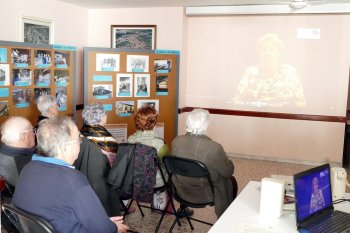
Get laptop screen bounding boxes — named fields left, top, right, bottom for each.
left=294, top=164, right=333, bottom=224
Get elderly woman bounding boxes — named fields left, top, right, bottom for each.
left=128, top=106, right=173, bottom=211
left=74, top=103, right=120, bottom=216
left=35, top=95, right=58, bottom=126
left=80, top=103, right=118, bottom=165
left=171, top=108, right=238, bottom=218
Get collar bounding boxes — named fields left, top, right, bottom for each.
left=185, top=132, right=211, bottom=140
left=32, top=154, right=75, bottom=169
left=0, top=144, right=35, bottom=157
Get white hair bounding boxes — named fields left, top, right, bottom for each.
left=1, top=116, right=31, bottom=145
left=36, top=95, right=56, bottom=116
left=186, top=109, right=210, bottom=135
left=36, top=117, right=76, bottom=158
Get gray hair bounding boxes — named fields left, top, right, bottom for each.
left=82, top=103, right=106, bottom=125
left=37, top=117, right=75, bottom=158
left=1, top=116, right=32, bottom=145
left=37, top=95, right=56, bottom=116
left=186, top=109, right=210, bottom=135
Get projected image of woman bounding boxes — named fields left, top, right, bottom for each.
left=310, top=177, right=325, bottom=213
left=233, top=33, right=306, bottom=108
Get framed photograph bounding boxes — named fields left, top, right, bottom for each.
left=111, top=25, right=156, bottom=50
left=116, top=73, right=133, bottom=97
left=134, top=74, right=150, bottom=97
left=19, top=16, right=54, bottom=45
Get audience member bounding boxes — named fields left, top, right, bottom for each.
left=80, top=103, right=118, bottom=165
left=12, top=117, right=129, bottom=233
left=35, top=95, right=58, bottom=126
left=171, top=108, right=238, bottom=218
left=0, top=116, right=36, bottom=233
left=75, top=103, right=120, bottom=216
left=128, top=106, right=176, bottom=212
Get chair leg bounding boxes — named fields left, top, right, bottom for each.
left=181, top=205, right=194, bottom=230
left=136, top=201, right=144, bottom=217
left=169, top=199, right=181, bottom=227
left=154, top=199, right=170, bottom=233
left=169, top=208, right=180, bottom=232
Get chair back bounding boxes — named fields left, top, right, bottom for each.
left=162, top=155, right=215, bottom=204
left=2, top=203, right=55, bottom=233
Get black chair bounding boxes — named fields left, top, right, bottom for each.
left=163, top=155, right=215, bottom=231
left=122, top=155, right=181, bottom=232
left=2, top=203, right=55, bottom=233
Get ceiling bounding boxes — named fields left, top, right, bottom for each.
left=57, top=0, right=350, bottom=9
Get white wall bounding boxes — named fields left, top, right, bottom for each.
left=0, top=0, right=88, bottom=104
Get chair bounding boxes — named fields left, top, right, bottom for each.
left=2, top=203, right=55, bottom=233
left=121, top=154, right=181, bottom=233
left=163, top=155, right=215, bottom=231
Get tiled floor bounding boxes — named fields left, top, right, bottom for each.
left=1, top=157, right=349, bottom=233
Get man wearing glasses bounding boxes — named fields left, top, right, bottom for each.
left=0, top=116, right=36, bottom=232
left=12, top=117, right=129, bottom=233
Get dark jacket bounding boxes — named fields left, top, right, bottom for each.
left=74, top=138, right=120, bottom=216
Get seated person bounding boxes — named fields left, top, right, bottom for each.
left=171, top=109, right=238, bottom=218
left=35, top=95, right=58, bottom=127
left=0, top=116, right=36, bottom=232
left=80, top=103, right=118, bottom=165
left=75, top=103, right=120, bottom=216
left=12, top=118, right=129, bottom=233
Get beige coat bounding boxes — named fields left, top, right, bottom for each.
left=171, top=133, right=235, bottom=218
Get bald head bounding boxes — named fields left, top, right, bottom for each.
left=1, top=116, right=35, bottom=148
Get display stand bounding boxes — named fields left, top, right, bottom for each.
left=0, top=41, right=76, bottom=125
left=84, top=47, right=179, bottom=146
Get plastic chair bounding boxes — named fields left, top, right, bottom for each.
left=163, top=155, right=215, bottom=231
left=2, top=203, right=55, bottom=233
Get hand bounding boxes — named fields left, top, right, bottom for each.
left=110, top=216, right=129, bottom=233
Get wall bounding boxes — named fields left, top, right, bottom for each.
left=0, top=0, right=88, bottom=104
left=184, top=14, right=349, bottom=164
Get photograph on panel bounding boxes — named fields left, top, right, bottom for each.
left=115, top=101, right=134, bottom=117
left=156, top=75, right=168, bottom=96
left=54, top=51, right=70, bottom=68
left=54, top=70, right=69, bottom=86
left=126, top=55, right=149, bottom=72
left=11, top=48, right=30, bottom=68
left=12, top=88, right=32, bottom=108
left=34, top=88, right=51, bottom=102
left=12, top=69, right=32, bottom=86
left=0, top=48, right=7, bottom=63
left=116, top=73, right=133, bottom=97
left=56, top=87, right=67, bottom=110
left=34, top=69, right=51, bottom=86
left=34, top=50, right=52, bottom=68
left=0, top=64, right=10, bottom=86
left=92, top=84, right=113, bottom=100
left=134, top=73, right=150, bottom=97
left=154, top=59, right=172, bottom=73
left=137, top=99, right=159, bottom=112
left=96, top=53, right=120, bottom=72
left=0, top=101, right=9, bottom=116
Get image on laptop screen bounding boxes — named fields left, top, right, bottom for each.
left=294, top=164, right=333, bottom=223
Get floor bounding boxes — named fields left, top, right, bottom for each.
left=1, top=157, right=349, bottom=233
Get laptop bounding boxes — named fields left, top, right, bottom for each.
left=294, top=163, right=350, bottom=233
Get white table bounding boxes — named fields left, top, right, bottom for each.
left=209, top=181, right=350, bottom=233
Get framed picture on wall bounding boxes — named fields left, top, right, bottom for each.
left=19, top=16, right=54, bottom=45
left=111, top=25, right=156, bottom=50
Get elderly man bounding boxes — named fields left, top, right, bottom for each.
left=36, top=95, right=58, bottom=125
left=12, top=118, right=129, bottom=233
left=0, top=116, right=36, bottom=232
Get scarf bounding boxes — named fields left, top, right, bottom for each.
left=80, top=124, right=118, bottom=153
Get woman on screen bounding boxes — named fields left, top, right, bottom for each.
left=233, top=33, right=306, bottom=108
left=310, top=177, right=325, bottom=213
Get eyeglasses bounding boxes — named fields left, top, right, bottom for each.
left=65, top=134, right=83, bottom=145
left=22, top=128, right=37, bottom=134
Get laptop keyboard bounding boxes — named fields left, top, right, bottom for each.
left=307, top=211, right=350, bottom=233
